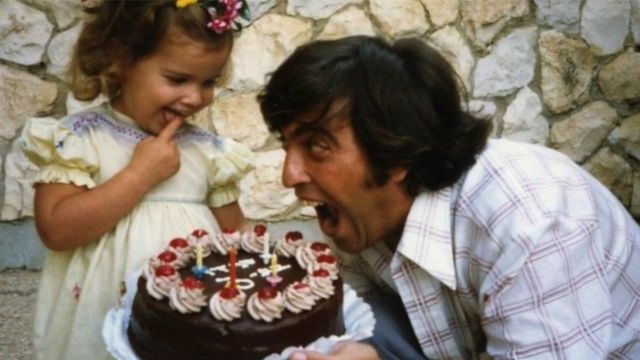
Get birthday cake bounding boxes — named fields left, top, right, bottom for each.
left=127, top=225, right=345, bottom=360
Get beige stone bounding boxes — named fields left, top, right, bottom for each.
left=226, top=14, right=312, bottom=91
left=211, top=91, right=269, bottom=151
left=429, top=26, right=474, bottom=89
left=584, top=148, right=633, bottom=207
left=550, top=101, right=618, bottom=163
left=287, top=0, right=364, bottom=19
left=239, top=150, right=305, bottom=221
left=461, top=0, right=529, bottom=49
left=608, top=113, right=640, bottom=161
left=420, top=0, right=459, bottom=27
left=0, top=65, right=58, bottom=140
left=632, top=173, right=640, bottom=218
left=598, top=51, right=640, bottom=101
left=370, top=0, right=430, bottom=38
left=318, top=6, right=377, bottom=40
left=539, top=30, right=596, bottom=114
left=502, top=87, right=549, bottom=145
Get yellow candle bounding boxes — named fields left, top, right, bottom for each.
left=196, top=244, right=203, bottom=268
left=270, top=253, right=278, bottom=277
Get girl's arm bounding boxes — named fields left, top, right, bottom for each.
left=211, top=201, right=250, bottom=233
left=34, top=119, right=183, bottom=251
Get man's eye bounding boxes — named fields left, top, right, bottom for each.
left=307, top=139, right=329, bottom=158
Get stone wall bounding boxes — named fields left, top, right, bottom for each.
left=1, top=0, right=639, bottom=269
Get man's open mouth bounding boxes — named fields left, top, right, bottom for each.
left=305, top=201, right=339, bottom=238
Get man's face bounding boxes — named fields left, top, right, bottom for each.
left=279, top=100, right=410, bottom=253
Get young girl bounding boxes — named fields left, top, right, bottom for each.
left=20, top=1, right=253, bottom=358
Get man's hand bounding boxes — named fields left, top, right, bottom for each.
left=289, top=341, right=379, bottom=360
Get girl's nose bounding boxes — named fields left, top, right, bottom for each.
left=183, top=86, right=210, bottom=107
left=282, top=150, right=310, bottom=188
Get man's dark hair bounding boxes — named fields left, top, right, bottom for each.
left=258, top=35, right=492, bottom=195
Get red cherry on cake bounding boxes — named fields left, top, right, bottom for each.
left=310, top=242, right=329, bottom=252
left=222, top=227, right=235, bottom=234
left=192, top=229, right=208, bottom=238
left=293, top=282, right=309, bottom=290
left=317, top=254, right=336, bottom=264
left=155, top=264, right=176, bottom=277
left=254, top=224, right=267, bottom=236
left=312, top=269, right=330, bottom=278
left=257, top=286, right=278, bottom=299
left=169, top=238, right=189, bottom=249
left=285, top=231, right=303, bottom=242
left=157, top=250, right=177, bottom=263
left=182, top=276, right=204, bottom=290
left=220, top=286, right=240, bottom=299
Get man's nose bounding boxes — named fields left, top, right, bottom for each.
left=282, top=150, right=310, bottom=188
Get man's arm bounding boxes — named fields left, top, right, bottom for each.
left=479, top=216, right=623, bottom=358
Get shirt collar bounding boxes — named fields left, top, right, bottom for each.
left=104, top=101, right=138, bottom=127
left=395, top=188, right=457, bottom=290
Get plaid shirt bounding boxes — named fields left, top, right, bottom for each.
left=341, top=140, right=640, bottom=359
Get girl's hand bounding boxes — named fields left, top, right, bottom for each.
left=129, top=119, right=183, bottom=185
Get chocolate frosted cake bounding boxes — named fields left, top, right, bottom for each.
left=127, top=225, right=345, bottom=360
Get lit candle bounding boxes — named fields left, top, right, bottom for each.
left=196, top=244, right=203, bottom=268
left=270, top=253, right=278, bottom=278
left=229, top=246, right=237, bottom=289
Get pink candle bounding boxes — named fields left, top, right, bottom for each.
left=229, top=247, right=237, bottom=289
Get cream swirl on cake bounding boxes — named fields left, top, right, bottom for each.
left=209, top=287, right=247, bottom=321
left=241, top=224, right=269, bottom=254
left=143, top=250, right=179, bottom=279
left=165, top=237, right=193, bottom=266
left=188, top=229, right=213, bottom=257
left=169, top=277, right=207, bottom=313
left=305, top=269, right=335, bottom=300
left=316, top=254, right=339, bottom=280
left=247, top=286, right=285, bottom=322
left=275, top=231, right=304, bottom=257
left=284, top=281, right=316, bottom=313
left=146, top=264, right=181, bottom=300
left=296, top=242, right=331, bottom=272
left=211, top=228, right=241, bottom=255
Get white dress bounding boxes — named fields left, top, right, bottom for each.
left=20, top=103, right=254, bottom=359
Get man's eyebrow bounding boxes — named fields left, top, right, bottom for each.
left=288, top=106, right=347, bottom=141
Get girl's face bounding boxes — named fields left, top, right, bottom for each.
left=112, top=26, right=231, bottom=135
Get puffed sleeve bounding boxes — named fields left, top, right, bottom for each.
left=20, top=116, right=99, bottom=188
left=206, top=138, right=255, bottom=208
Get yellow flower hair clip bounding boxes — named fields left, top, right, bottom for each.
left=176, top=0, right=198, bottom=8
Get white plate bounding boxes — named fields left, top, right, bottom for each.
left=103, top=269, right=375, bottom=360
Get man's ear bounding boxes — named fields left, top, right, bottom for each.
left=389, top=166, right=408, bottom=183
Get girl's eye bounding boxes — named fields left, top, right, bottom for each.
left=166, top=76, right=186, bottom=84
left=203, top=78, right=218, bottom=88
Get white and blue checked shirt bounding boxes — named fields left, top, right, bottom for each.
left=340, top=139, right=640, bottom=359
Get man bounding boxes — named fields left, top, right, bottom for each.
left=258, top=36, right=640, bottom=359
